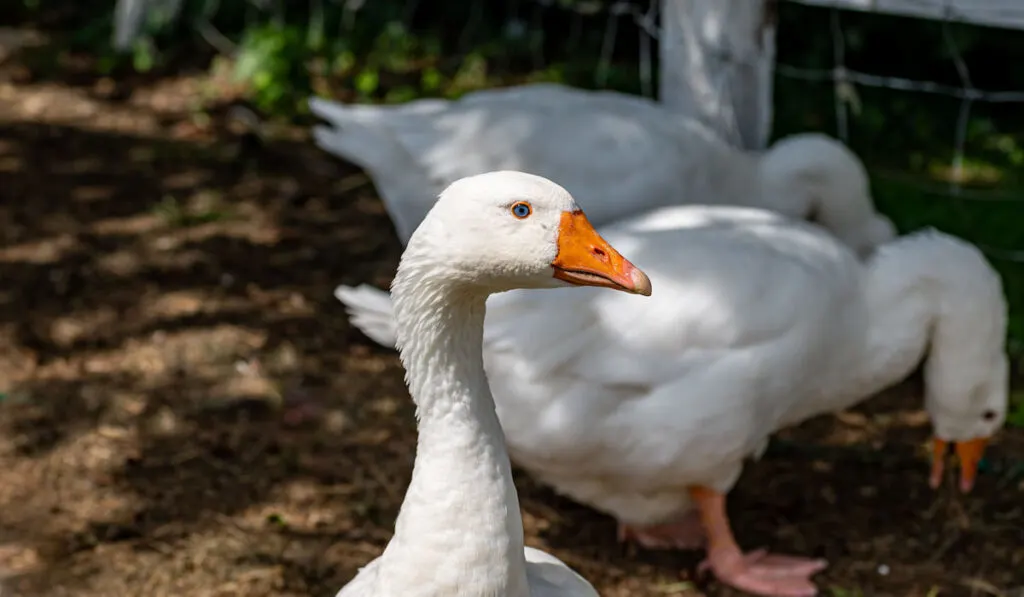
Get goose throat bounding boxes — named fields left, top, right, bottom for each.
left=383, top=277, right=529, bottom=596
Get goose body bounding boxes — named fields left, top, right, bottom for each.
left=309, top=83, right=895, bottom=254
left=337, top=204, right=1008, bottom=597
left=335, top=171, right=651, bottom=597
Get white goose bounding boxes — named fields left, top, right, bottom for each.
left=335, top=171, right=652, bottom=597
left=309, top=83, right=895, bottom=254
left=337, top=205, right=1009, bottom=597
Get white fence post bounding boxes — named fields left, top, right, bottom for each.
left=659, top=0, right=778, bottom=150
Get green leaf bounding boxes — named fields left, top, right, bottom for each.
left=355, top=69, right=379, bottom=95
left=421, top=67, right=441, bottom=91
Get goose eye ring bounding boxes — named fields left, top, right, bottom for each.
left=510, top=202, right=532, bottom=219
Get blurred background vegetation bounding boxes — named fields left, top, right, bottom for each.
left=8, top=0, right=1024, bottom=422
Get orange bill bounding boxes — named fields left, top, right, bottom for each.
left=551, top=210, right=652, bottom=296
left=929, top=436, right=989, bottom=493
left=954, top=437, right=988, bottom=492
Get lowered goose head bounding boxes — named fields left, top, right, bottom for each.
left=860, top=229, right=1008, bottom=493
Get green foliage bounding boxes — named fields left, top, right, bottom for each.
left=1009, top=390, right=1024, bottom=428
left=15, top=1, right=1022, bottom=142
left=14, top=0, right=654, bottom=113
left=233, top=24, right=311, bottom=114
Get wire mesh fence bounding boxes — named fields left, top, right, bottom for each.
left=777, top=2, right=1024, bottom=262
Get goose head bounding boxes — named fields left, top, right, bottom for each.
left=913, top=233, right=1010, bottom=493
left=925, top=351, right=1008, bottom=493
left=404, top=170, right=653, bottom=296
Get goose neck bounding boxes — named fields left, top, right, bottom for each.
left=379, top=270, right=529, bottom=597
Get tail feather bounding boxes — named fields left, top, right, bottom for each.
left=335, top=284, right=399, bottom=349
left=309, top=96, right=438, bottom=244
left=308, top=100, right=409, bottom=175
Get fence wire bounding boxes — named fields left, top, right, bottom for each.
left=778, top=5, right=1024, bottom=262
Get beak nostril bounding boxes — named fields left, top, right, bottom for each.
left=591, top=246, right=607, bottom=260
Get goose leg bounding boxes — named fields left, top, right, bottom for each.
left=617, top=511, right=706, bottom=549
left=689, top=486, right=827, bottom=597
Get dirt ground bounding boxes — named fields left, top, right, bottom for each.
left=1, top=43, right=1023, bottom=597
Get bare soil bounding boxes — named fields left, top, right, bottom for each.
left=0, top=40, right=1022, bottom=597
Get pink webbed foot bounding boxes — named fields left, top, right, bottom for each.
left=688, top=485, right=827, bottom=597
left=617, top=511, right=706, bottom=549
left=700, top=548, right=828, bottom=597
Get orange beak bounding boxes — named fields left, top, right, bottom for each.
left=929, top=436, right=989, bottom=493
left=551, top=210, right=652, bottom=296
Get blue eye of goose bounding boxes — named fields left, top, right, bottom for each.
left=511, top=202, right=532, bottom=219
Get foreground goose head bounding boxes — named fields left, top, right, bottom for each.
left=337, top=170, right=650, bottom=597
left=397, top=170, right=653, bottom=297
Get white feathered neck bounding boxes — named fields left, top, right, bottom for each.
left=795, top=229, right=1006, bottom=425
left=373, top=237, right=530, bottom=597
left=756, top=133, right=895, bottom=254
